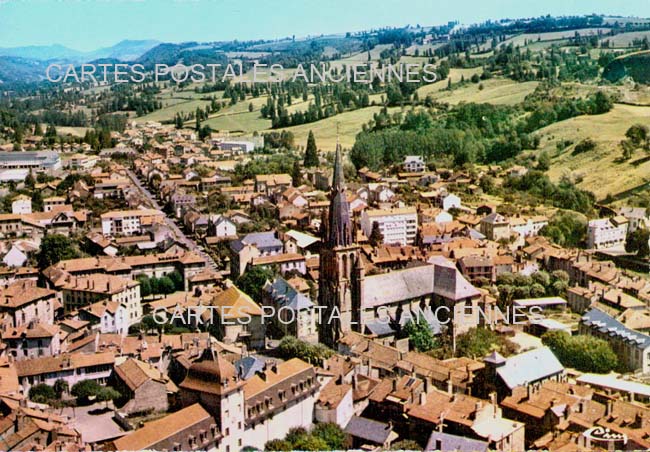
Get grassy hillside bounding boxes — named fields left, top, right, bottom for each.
left=541, top=104, right=650, bottom=200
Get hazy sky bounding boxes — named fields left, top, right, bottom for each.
left=1, top=0, right=650, bottom=51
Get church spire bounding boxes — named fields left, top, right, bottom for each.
left=326, top=127, right=352, bottom=248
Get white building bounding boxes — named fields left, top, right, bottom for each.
left=510, top=215, right=549, bottom=238
left=618, top=207, right=649, bottom=233
left=587, top=217, right=628, bottom=250
left=403, top=155, right=425, bottom=172
left=101, top=209, right=165, bottom=236
left=11, top=195, right=32, bottom=214
left=208, top=214, right=237, bottom=239
left=360, top=207, right=418, bottom=245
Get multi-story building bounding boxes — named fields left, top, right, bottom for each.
left=0, top=280, right=56, bottom=328
left=60, top=274, right=142, bottom=326
left=480, top=213, right=511, bottom=242
left=587, top=217, right=628, bottom=250
left=360, top=207, right=418, bottom=246
left=101, top=209, right=165, bottom=236
left=1, top=323, right=61, bottom=360
left=15, top=351, right=115, bottom=391
left=0, top=150, right=61, bottom=172
left=580, top=308, right=650, bottom=373
left=178, top=347, right=319, bottom=452
left=43, top=251, right=206, bottom=291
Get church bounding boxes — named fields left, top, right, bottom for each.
left=318, top=144, right=486, bottom=347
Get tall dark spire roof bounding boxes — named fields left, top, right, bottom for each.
left=326, top=141, right=352, bottom=247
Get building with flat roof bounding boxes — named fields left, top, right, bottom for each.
left=360, top=207, right=418, bottom=246
left=0, top=151, right=61, bottom=172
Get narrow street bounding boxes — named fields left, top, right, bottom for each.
left=125, top=168, right=219, bottom=271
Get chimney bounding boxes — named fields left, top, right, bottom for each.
left=606, top=399, right=614, bottom=417
left=352, top=375, right=358, bottom=390
left=392, top=379, right=397, bottom=392
left=447, top=371, right=453, bottom=395
left=420, top=391, right=427, bottom=406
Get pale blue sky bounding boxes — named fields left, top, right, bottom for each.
left=1, top=0, right=649, bottom=51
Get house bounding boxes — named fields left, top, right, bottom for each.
left=0, top=280, right=56, bottom=328
left=207, top=214, right=237, bottom=241
left=230, top=231, right=283, bottom=277
left=403, top=155, right=426, bottom=173
left=111, top=358, right=177, bottom=415
left=2, top=323, right=61, bottom=360
left=42, top=196, right=66, bottom=212
left=407, top=388, right=526, bottom=452
left=480, top=213, right=511, bottom=242
left=458, top=255, right=495, bottom=283
left=580, top=308, right=650, bottom=373
left=587, top=217, right=628, bottom=250
left=262, top=277, right=318, bottom=343
left=254, top=173, right=292, bottom=195
left=11, top=195, right=31, bottom=215
left=78, top=300, right=129, bottom=335
left=15, top=351, right=115, bottom=391
left=618, top=206, right=649, bottom=233
left=109, top=403, right=221, bottom=451
left=101, top=209, right=165, bottom=236
left=60, top=274, right=142, bottom=327
left=360, top=207, right=418, bottom=246
left=315, top=379, right=354, bottom=427
left=206, top=285, right=265, bottom=349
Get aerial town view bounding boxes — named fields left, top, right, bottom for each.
left=2, top=0, right=650, bottom=450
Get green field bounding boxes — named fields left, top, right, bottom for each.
left=541, top=104, right=650, bottom=200
left=432, top=78, right=539, bottom=106
left=275, top=106, right=402, bottom=151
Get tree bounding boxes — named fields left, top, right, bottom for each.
left=97, top=387, right=121, bottom=407
left=157, top=276, right=176, bottom=294
left=626, top=228, right=650, bottom=258
left=292, top=160, right=303, bottom=187
left=29, top=384, right=56, bottom=403
left=37, top=234, right=80, bottom=269
left=71, top=379, right=102, bottom=403
left=53, top=379, right=69, bottom=398
left=277, top=336, right=334, bottom=364
left=168, top=270, right=185, bottom=291
left=542, top=330, right=618, bottom=373
left=304, top=131, right=319, bottom=167
left=368, top=221, right=384, bottom=247
left=403, top=318, right=437, bottom=352
left=537, top=151, right=551, bottom=171
left=137, top=275, right=152, bottom=297
left=236, top=266, right=274, bottom=302
left=264, top=439, right=292, bottom=451
left=311, top=423, right=347, bottom=450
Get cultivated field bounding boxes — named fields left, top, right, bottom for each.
left=600, top=30, right=650, bottom=48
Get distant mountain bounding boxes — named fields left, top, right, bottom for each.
left=0, top=44, right=83, bottom=61
left=0, top=56, right=50, bottom=84
left=88, top=40, right=162, bottom=62
left=0, top=39, right=160, bottom=63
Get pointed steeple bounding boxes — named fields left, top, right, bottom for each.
left=326, top=131, right=352, bottom=248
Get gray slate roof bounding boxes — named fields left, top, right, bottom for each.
left=496, top=346, right=564, bottom=390
left=344, top=416, right=393, bottom=444
left=425, top=432, right=489, bottom=452
left=582, top=308, right=650, bottom=349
